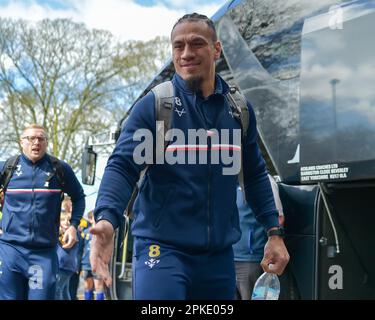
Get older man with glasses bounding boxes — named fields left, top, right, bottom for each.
left=0, top=124, right=85, bottom=300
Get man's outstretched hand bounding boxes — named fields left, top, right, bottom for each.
left=90, top=220, right=115, bottom=287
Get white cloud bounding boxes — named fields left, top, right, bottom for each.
left=0, top=0, right=77, bottom=21
left=0, top=0, right=226, bottom=41
left=72, top=0, right=182, bottom=41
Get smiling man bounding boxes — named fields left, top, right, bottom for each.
left=0, top=124, right=85, bottom=300
left=171, top=15, right=221, bottom=95
left=90, top=13, right=289, bottom=300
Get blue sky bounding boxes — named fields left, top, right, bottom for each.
left=0, top=0, right=228, bottom=41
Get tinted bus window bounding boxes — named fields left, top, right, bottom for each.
left=217, top=0, right=355, bottom=183
left=300, top=1, right=375, bottom=183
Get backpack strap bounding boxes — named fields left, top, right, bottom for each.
left=0, top=155, right=21, bottom=193
left=46, top=155, right=65, bottom=200
left=0, top=155, right=21, bottom=210
left=226, top=86, right=249, bottom=140
left=125, top=81, right=175, bottom=218
left=226, top=86, right=249, bottom=200
left=151, top=81, right=174, bottom=163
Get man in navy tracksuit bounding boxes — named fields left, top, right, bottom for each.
left=90, top=13, right=289, bottom=299
left=0, top=124, right=85, bottom=300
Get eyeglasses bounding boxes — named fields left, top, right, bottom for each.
left=22, top=136, right=47, bottom=143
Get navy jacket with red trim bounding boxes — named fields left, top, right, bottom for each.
left=0, top=154, right=85, bottom=248
left=94, top=73, right=279, bottom=252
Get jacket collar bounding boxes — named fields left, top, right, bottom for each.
left=21, top=153, right=49, bottom=166
left=173, top=73, right=230, bottom=97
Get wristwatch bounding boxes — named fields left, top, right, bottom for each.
left=267, top=227, right=285, bottom=238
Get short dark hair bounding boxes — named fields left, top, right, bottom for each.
left=171, top=13, right=217, bottom=42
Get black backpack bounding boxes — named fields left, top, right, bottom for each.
left=0, top=154, right=65, bottom=211
left=124, top=81, right=250, bottom=217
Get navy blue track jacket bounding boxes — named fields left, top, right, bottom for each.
left=0, top=154, right=85, bottom=248
left=95, top=73, right=279, bottom=252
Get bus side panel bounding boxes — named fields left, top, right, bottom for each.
left=278, top=184, right=318, bottom=299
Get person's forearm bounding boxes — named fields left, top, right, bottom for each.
left=245, top=166, right=279, bottom=231
left=70, top=196, right=85, bottom=227
left=94, top=163, right=135, bottom=229
left=94, top=93, right=155, bottom=229
left=242, top=103, right=279, bottom=231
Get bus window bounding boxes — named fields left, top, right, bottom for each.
left=300, top=1, right=375, bottom=183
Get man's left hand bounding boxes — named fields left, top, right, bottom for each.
left=261, top=236, right=290, bottom=275
left=62, top=225, right=77, bottom=248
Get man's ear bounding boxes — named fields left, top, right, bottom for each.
left=214, top=41, right=222, bottom=60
